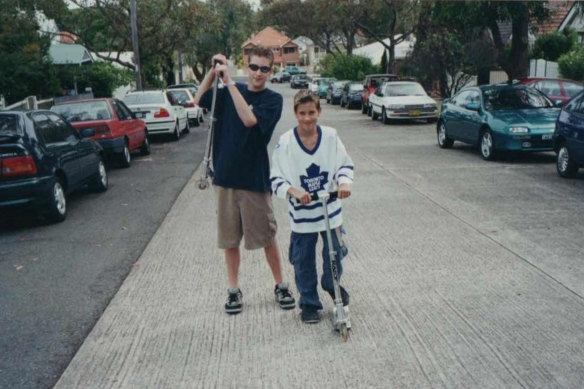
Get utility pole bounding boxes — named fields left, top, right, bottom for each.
left=130, top=0, right=143, bottom=90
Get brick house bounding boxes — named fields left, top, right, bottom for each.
left=241, top=27, right=300, bottom=69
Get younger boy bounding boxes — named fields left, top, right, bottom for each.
left=270, top=90, right=354, bottom=324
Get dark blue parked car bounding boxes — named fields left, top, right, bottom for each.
left=554, top=90, right=584, bottom=178
left=0, top=110, right=108, bottom=222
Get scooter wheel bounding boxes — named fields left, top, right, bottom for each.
left=340, top=324, right=350, bottom=342
left=197, top=179, right=208, bottom=190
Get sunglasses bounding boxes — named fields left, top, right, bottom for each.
left=248, top=64, right=271, bottom=73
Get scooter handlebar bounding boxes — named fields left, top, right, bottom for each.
left=296, top=191, right=338, bottom=204
left=213, top=59, right=224, bottom=79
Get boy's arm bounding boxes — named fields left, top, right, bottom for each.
left=335, top=136, right=354, bottom=199
left=270, top=140, right=292, bottom=199
left=210, top=55, right=258, bottom=128
left=270, top=138, right=311, bottom=203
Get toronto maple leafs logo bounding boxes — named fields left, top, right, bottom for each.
left=300, top=163, right=328, bottom=193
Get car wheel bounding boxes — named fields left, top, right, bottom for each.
left=480, top=129, right=496, bottom=160
left=367, top=104, right=372, bottom=117
left=326, top=96, right=330, bottom=104
left=140, top=132, right=151, bottom=156
left=120, top=142, right=131, bottom=168
left=371, top=107, right=379, bottom=120
left=173, top=121, right=181, bottom=141
left=91, top=158, right=108, bottom=192
left=437, top=122, right=454, bottom=149
left=361, top=102, right=367, bottom=114
left=184, top=118, right=191, bottom=134
left=382, top=108, right=391, bottom=124
left=556, top=143, right=579, bottom=178
left=46, top=177, right=67, bottom=223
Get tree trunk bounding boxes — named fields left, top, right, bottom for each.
left=388, top=37, right=395, bottom=74
left=508, top=2, right=530, bottom=80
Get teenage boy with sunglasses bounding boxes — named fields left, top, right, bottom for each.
left=193, top=46, right=295, bottom=314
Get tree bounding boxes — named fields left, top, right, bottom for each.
left=61, top=0, right=251, bottom=85
left=257, top=0, right=361, bottom=56
left=558, top=46, right=584, bottom=82
left=349, top=0, right=420, bottom=74
left=315, top=54, right=378, bottom=81
left=0, top=0, right=63, bottom=103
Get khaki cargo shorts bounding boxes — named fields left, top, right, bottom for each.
left=214, top=185, right=277, bottom=250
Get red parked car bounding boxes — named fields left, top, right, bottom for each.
left=361, top=73, right=399, bottom=115
left=51, top=98, right=150, bottom=167
left=518, top=78, right=583, bottom=106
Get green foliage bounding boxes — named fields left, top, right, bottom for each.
left=0, top=3, right=61, bottom=103
left=531, top=31, right=577, bottom=61
left=315, top=54, right=378, bottom=81
left=54, top=62, right=135, bottom=97
left=558, top=46, right=584, bottom=82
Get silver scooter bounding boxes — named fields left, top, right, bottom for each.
left=197, top=60, right=222, bottom=190
left=311, top=191, right=350, bottom=341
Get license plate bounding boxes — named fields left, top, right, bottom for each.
left=408, top=110, right=421, bottom=116
left=542, top=134, right=552, bottom=140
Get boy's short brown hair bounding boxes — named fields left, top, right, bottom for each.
left=293, top=90, right=321, bottom=112
left=248, top=45, right=274, bottom=67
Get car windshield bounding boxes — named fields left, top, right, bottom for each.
left=168, top=90, right=191, bottom=104
left=123, top=93, right=165, bottom=105
left=371, top=77, right=393, bottom=87
left=0, top=114, right=18, bottom=137
left=350, top=84, right=364, bottom=91
left=564, top=82, right=583, bottom=98
left=483, top=88, right=553, bottom=110
left=384, top=83, right=426, bottom=96
left=333, top=82, right=346, bottom=88
left=52, top=101, right=112, bottom=122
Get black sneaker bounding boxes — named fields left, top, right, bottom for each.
left=274, top=283, right=296, bottom=309
left=225, top=288, right=243, bottom=314
left=301, top=307, right=321, bottom=323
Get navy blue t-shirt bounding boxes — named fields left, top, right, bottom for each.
left=200, top=83, right=283, bottom=192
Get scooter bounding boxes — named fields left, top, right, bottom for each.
left=310, top=191, right=351, bottom=342
left=197, top=60, right=222, bottom=190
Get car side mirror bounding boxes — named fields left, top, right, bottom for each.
left=376, top=90, right=383, bottom=97
left=465, top=103, right=480, bottom=111
left=80, top=128, right=95, bottom=138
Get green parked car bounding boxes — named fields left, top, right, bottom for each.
left=317, top=78, right=337, bottom=99
left=437, top=84, right=561, bottom=160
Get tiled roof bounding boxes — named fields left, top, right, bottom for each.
left=241, top=26, right=297, bottom=48
left=534, top=1, right=574, bottom=35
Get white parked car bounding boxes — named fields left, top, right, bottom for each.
left=369, top=81, right=438, bottom=124
left=122, top=90, right=188, bottom=140
left=167, top=88, right=205, bottom=127
left=309, top=77, right=322, bottom=93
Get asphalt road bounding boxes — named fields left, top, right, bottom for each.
left=0, top=125, right=206, bottom=389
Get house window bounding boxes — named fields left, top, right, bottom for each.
left=314, top=47, right=320, bottom=54
left=284, top=47, right=296, bottom=54
left=272, top=47, right=280, bottom=52
left=244, top=48, right=252, bottom=55
left=579, top=32, right=584, bottom=44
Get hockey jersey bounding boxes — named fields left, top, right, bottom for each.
left=270, top=125, right=354, bottom=233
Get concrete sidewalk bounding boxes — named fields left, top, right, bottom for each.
left=54, top=145, right=584, bottom=389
